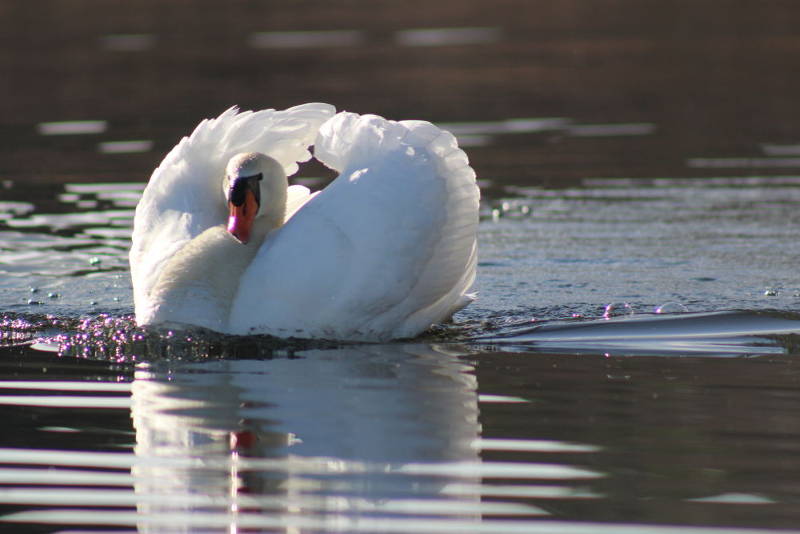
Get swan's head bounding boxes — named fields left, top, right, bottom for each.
left=224, top=152, right=287, bottom=244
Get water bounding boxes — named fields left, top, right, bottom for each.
left=3, top=1, right=800, bottom=532
left=3, top=176, right=800, bottom=533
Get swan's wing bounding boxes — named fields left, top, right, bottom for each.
left=230, top=112, right=479, bottom=340
left=130, top=103, right=336, bottom=307
left=285, top=184, right=319, bottom=221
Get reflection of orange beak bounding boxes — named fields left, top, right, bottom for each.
left=227, top=189, right=258, bottom=244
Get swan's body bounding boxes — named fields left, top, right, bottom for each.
left=130, top=104, right=479, bottom=341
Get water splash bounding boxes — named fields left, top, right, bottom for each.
left=603, top=302, right=634, bottom=319
left=655, top=302, right=689, bottom=314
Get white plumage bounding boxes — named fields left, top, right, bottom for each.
left=130, top=104, right=479, bottom=341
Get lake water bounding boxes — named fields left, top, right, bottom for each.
left=3, top=1, right=800, bottom=532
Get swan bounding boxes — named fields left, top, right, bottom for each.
left=129, top=103, right=479, bottom=341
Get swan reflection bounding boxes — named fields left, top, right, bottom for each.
left=131, top=343, right=480, bottom=532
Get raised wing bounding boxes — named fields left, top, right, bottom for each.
left=230, top=112, right=480, bottom=340
left=130, top=103, right=335, bottom=307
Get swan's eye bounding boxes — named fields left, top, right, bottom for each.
left=228, top=173, right=262, bottom=206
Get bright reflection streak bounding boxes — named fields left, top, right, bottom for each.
left=0, top=380, right=131, bottom=392
left=442, top=482, right=603, bottom=500
left=688, top=157, right=800, bottom=168
left=0, top=395, right=130, bottom=409
left=396, top=461, right=604, bottom=480
left=395, top=27, right=501, bottom=47
left=441, top=118, right=568, bottom=136
left=686, top=493, right=776, bottom=505
left=0, top=488, right=546, bottom=515
left=0, top=448, right=135, bottom=469
left=0, top=468, right=132, bottom=486
left=761, top=143, right=800, bottom=156
left=65, top=183, right=146, bottom=193
left=98, top=140, right=154, bottom=154
left=37, top=120, right=107, bottom=136
left=478, top=394, right=529, bottom=403
left=473, top=438, right=601, bottom=453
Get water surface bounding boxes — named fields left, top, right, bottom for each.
left=2, top=1, right=800, bottom=532
left=2, top=175, right=800, bottom=533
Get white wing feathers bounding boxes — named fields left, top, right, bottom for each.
left=130, top=104, right=335, bottom=307
left=230, top=112, right=479, bottom=340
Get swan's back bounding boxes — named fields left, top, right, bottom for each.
left=230, top=112, right=479, bottom=340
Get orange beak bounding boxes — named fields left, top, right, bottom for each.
left=227, top=189, right=259, bottom=244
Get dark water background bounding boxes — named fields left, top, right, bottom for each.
left=2, top=1, right=800, bottom=532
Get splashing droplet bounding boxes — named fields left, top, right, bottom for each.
left=655, top=302, right=689, bottom=314
left=603, top=302, right=633, bottom=319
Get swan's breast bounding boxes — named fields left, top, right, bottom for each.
left=141, top=225, right=258, bottom=332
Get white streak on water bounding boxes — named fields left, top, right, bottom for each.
left=686, top=493, right=776, bottom=505
left=0, top=488, right=541, bottom=522
left=441, top=118, right=569, bottom=136
left=37, top=121, right=107, bottom=136
left=0, top=468, right=133, bottom=486
left=478, top=394, right=529, bottom=403
left=4, top=209, right=134, bottom=230
left=65, top=183, right=146, bottom=193
left=396, top=461, right=604, bottom=480
left=0, top=202, right=34, bottom=221
left=473, top=438, right=601, bottom=453
left=0, top=395, right=131, bottom=409
left=395, top=27, right=501, bottom=47
left=760, top=143, right=800, bottom=156
left=441, top=482, right=603, bottom=500
left=82, top=227, right=134, bottom=239
left=98, top=140, right=154, bottom=154
left=687, top=157, right=800, bottom=168
left=0, top=380, right=131, bottom=392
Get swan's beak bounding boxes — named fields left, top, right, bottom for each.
left=227, top=173, right=262, bottom=244
left=227, top=188, right=259, bottom=244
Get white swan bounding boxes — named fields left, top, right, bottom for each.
left=130, top=103, right=479, bottom=341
